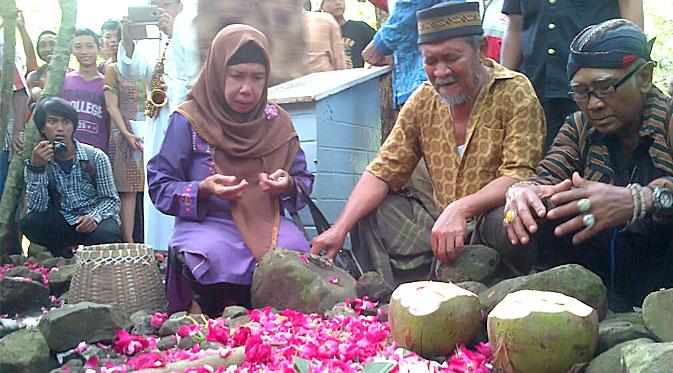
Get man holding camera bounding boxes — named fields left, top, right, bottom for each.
left=21, top=97, right=121, bottom=258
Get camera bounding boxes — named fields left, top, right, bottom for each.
left=53, top=141, right=68, bottom=155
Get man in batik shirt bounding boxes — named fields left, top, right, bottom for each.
left=311, top=2, right=546, bottom=286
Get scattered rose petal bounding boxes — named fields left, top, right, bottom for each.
left=151, top=312, right=168, bottom=329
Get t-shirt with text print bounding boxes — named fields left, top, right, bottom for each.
left=60, top=71, right=110, bottom=153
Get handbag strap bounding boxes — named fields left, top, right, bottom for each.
left=293, top=180, right=364, bottom=278
left=295, top=180, right=332, bottom=234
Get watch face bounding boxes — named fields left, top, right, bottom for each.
left=661, top=191, right=673, bottom=208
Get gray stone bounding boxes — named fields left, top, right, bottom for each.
left=35, top=251, right=54, bottom=261
left=597, top=313, right=653, bottom=353
left=58, top=291, right=69, bottom=304
left=356, top=271, right=393, bottom=303
left=130, top=310, right=155, bottom=336
left=228, top=315, right=251, bottom=328
left=50, top=358, right=84, bottom=373
left=48, top=264, right=77, bottom=296
left=0, top=328, right=51, bottom=373
left=4, top=265, right=44, bottom=283
left=642, top=288, right=673, bottom=342
left=377, top=303, right=389, bottom=323
left=157, top=335, right=179, bottom=350
left=324, top=302, right=356, bottom=319
left=456, top=281, right=488, bottom=295
left=586, top=338, right=654, bottom=373
left=41, top=257, right=67, bottom=269
left=435, top=244, right=500, bottom=283
left=479, top=264, right=609, bottom=319
left=158, top=312, right=208, bottom=337
left=9, top=254, right=26, bottom=266
left=222, top=305, right=248, bottom=320
left=622, top=341, right=673, bottom=372
left=251, top=248, right=357, bottom=314
left=0, top=277, right=51, bottom=314
left=37, top=302, right=133, bottom=352
left=28, top=243, right=50, bottom=257
left=603, top=312, right=645, bottom=325
left=177, top=336, right=196, bottom=349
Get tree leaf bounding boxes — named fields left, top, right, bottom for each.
left=293, top=356, right=310, bottom=373
left=362, top=361, right=396, bottom=373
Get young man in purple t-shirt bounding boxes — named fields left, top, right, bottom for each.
left=60, top=28, right=110, bottom=153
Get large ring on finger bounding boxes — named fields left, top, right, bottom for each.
left=577, top=198, right=592, bottom=213
left=583, top=213, right=596, bottom=228
left=502, top=209, right=518, bottom=226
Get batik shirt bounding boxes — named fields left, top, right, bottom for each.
left=367, top=59, right=545, bottom=211
left=530, top=87, right=673, bottom=186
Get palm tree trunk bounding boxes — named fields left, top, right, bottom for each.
left=0, top=0, right=78, bottom=255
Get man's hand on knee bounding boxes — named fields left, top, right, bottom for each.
left=75, top=215, right=98, bottom=234
left=431, top=203, right=467, bottom=262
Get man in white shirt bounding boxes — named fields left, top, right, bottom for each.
left=118, top=0, right=201, bottom=252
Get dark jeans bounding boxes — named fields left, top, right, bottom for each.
left=20, top=209, right=122, bottom=257
left=542, top=98, right=578, bottom=151
left=478, top=206, right=673, bottom=311
left=169, top=248, right=251, bottom=317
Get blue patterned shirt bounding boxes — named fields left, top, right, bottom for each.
left=25, top=140, right=120, bottom=225
left=373, top=0, right=448, bottom=107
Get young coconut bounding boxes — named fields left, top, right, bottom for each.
left=388, top=281, right=481, bottom=358
left=487, top=290, right=598, bottom=373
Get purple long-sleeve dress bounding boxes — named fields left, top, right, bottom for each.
left=147, top=112, right=314, bottom=313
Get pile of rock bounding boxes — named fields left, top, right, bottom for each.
left=1, top=246, right=672, bottom=372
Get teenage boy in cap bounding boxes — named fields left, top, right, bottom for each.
left=497, top=19, right=673, bottom=310
left=311, top=1, right=546, bottom=286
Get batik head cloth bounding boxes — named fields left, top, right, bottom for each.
left=567, top=19, right=649, bottom=80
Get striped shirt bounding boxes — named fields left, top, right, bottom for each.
left=531, top=87, right=673, bottom=186
left=25, top=140, right=120, bottom=225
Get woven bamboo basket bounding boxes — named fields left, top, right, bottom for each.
left=69, top=243, right=166, bottom=314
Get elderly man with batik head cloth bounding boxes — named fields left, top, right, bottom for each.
left=494, top=19, right=673, bottom=311
left=311, top=2, right=546, bottom=287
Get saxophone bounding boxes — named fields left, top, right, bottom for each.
left=144, top=40, right=171, bottom=119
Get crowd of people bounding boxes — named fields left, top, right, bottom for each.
left=1, top=0, right=672, bottom=318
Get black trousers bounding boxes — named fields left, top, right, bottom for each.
left=542, top=98, right=578, bottom=151
left=169, top=248, right=251, bottom=317
left=20, top=209, right=121, bottom=257
left=478, top=206, right=673, bottom=311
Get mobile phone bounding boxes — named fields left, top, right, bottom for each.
left=128, top=5, right=159, bottom=24
left=128, top=5, right=161, bottom=39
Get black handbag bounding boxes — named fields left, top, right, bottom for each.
left=289, top=181, right=364, bottom=279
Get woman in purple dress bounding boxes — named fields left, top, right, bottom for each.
left=147, top=24, right=314, bottom=316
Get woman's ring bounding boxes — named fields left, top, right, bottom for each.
left=583, top=213, right=596, bottom=228
left=577, top=198, right=592, bottom=213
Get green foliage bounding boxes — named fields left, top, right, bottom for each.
left=645, top=1, right=673, bottom=91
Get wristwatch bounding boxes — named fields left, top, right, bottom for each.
left=24, top=159, right=46, bottom=173
left=652, top=186, right=673, bottom=215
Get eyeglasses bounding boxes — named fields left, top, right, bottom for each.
left=568, top=63, right=644, bottom=102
